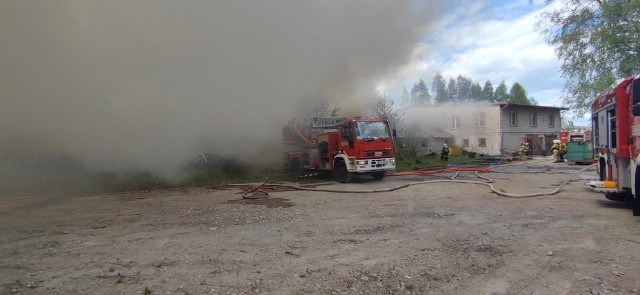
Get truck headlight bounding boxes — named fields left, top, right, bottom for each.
left=388, top=158, right=396, bottom=164
left=356, top=160, right=368, bottom=165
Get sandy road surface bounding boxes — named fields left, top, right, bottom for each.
left=1, top=158, right=640, bottom=294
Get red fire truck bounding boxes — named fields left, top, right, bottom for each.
left=282, top=116, right=396, bottom=182
left=590, top=75, right=640, bottom=215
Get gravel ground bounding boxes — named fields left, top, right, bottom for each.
left=1, top=158, right=640, bottom=295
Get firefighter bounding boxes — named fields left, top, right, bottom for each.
left=441, top=143, right=449, bottom=161
left=518, top=140, right=530, bottom=159
left=558, top=142, right=567, bottom=162
left=551, top=139, right=561, bottom=162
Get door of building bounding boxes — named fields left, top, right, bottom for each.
left=544, top=135, right=557, bottom=155
left=526, top=134, right=541, bottom=155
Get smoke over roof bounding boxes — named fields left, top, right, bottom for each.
left=0, top=1, right=439, bottom=179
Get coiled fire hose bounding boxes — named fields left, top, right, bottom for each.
left=238, top=163, right=596, bottom=199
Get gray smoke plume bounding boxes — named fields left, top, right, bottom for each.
left=0, top=1, right=439, bottom=188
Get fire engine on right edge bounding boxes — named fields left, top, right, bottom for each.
left=590, top=74, right=640, bottom=216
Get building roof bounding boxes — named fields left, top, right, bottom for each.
left=404, top=102, right=569, bottom=111
left=423, top=127, right=454, bottom=139
left=499, top=102, right=569, bottom=111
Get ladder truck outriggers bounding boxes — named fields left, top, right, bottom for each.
left=282, top=116, right=396, bottom=183
left=590, top=75, right=640, bottom=216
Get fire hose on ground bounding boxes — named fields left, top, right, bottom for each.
left=226, top=163, right=596, bottom=200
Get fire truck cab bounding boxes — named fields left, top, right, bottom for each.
left=591, top=75, right=640, bottom=215
left=283, top=116, right=396, bottom=183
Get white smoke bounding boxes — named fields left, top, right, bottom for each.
left=0, top=0, right=440, bottom=179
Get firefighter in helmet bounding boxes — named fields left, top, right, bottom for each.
left=558, top=142, right=567, bottom=162
left=518, top=140, right=530, bottom=158
left=441, top=143, right=449, bottom=161
left=551, top=139, right=561, bottom=162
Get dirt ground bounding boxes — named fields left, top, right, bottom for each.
left=1, top=158, right=640, bottom=295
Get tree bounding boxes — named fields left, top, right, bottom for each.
left=470, top=82, right=483, bottom=102
left=538, top=0, right=640, bottom=115
left=400, top=87, right=411, bottom=108
left=481, top=80, right=494, bottom=102
left=371, top=93, right=404, bottom=133
left=410, top=79, right=431, bottom=105
left=508, top=82, right=531, bottom=104
left=494, top=81, right=509, bottom=102
left=431, top=73, right=448, bottom=103
left=446, top=78, right=458, bottom=102
left=456, top=75, right=473, bottom=102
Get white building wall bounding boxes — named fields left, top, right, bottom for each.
left=404, top=104, right=502, bottom=155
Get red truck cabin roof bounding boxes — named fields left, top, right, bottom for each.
left=591, top=77, right=635, bottom=112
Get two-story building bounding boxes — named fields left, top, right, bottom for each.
left=403, top=103, right=569, bottom=156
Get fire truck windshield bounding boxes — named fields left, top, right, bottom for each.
left=355, top=121, right=391, bottom=140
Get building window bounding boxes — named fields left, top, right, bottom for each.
left=510, top=112, right=517, bottom=127
left=530, top=112, right=537, bottom=127
left=474, top=112, right=485, bottom=127
left=548, top=114, right=554, bottom=127
left=478, top=138, right=486, bottom=147
left=462, top=139, right=469, bottom=147
left=451, top=115, right=461, bottom=129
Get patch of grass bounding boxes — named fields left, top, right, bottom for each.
left=95, top=171, right=171, bottom=192
left=395, top=150, right=471, bottom=172
left=0, top=147, right=477, bottom=197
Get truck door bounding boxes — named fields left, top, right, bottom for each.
left=608, top=107, right=617, bottom=151
left=340, top=123, right=356, bottom=154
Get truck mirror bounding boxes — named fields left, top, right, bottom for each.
left=633, top=104, right=640, bottom=116
left=392, top=128, right=397, bottom=138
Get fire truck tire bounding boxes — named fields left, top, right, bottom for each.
left=334, top=160, right=352, bottom=183
left=371, top=171, right=386, bottom=180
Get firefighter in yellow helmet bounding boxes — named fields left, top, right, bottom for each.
left=518, top=140, right=530, bottom=159
left=559, top=142, right=567, bottom=162
left=551, top=139, right=561, bottom=162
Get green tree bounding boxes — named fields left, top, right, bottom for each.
left=456, top=75, right=473, bottom=102
left=410, top=79, right=431, bottom=105
left=470, top=82, right=483, bottom=102
left=494, top=81, right=509, bottom=102
left=538, top=0, right=640, bottom=114
left=447, top=78, right=458, bottom=102
left=431, top=73, right=448, bottom=103
left=508, top=82, right=531, bottom=104
left=481, top=80, right=494, bottom=102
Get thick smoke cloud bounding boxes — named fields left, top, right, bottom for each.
left=0, top=1, right=438, bottom=179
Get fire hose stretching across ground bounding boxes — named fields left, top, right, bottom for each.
left=232, top=161, right=597, bottom=200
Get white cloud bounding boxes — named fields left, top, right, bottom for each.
left=379, top=0, right=566, bottom=109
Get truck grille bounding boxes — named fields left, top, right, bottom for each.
left=365, top=150, right=391, bottom=158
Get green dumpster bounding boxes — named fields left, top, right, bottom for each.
left=566, top=141, right=593, bottom=164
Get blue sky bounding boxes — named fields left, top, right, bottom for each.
left=379, top=0, right=570, bottom=112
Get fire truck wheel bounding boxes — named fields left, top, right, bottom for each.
left=371, top=171, right=386, bottom=180
left=333, top=160, right=352, bottom=183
